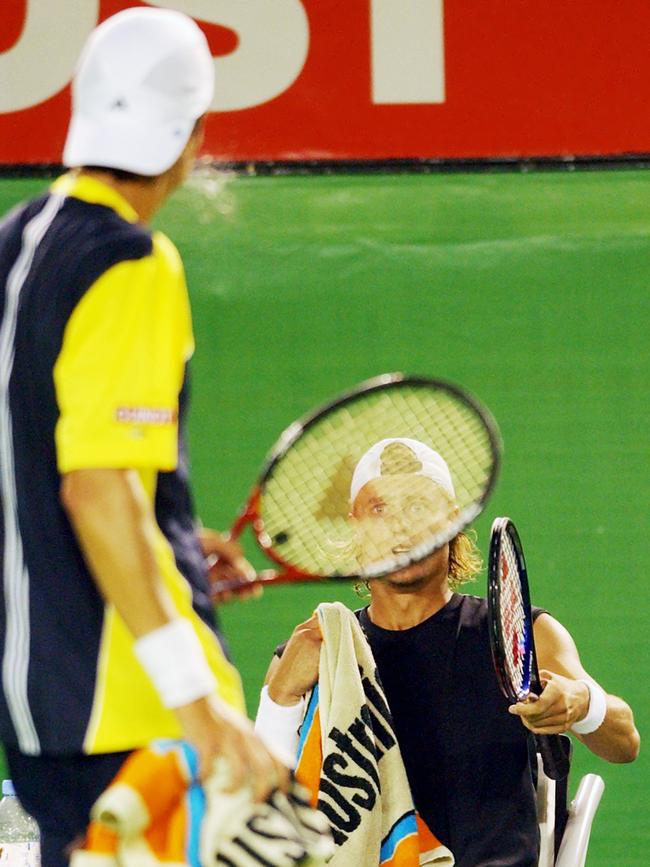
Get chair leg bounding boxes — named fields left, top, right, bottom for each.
left=537, top=754, right=556, bottom=867
left=554, top=775, right=605, bottom=867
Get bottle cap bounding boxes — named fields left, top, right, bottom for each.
left=2, top=780, right=15, bottom=796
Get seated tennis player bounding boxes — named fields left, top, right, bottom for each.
left=255, top=438, right=639, bottom=867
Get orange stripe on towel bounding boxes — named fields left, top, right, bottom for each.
left=295, top=705, right=323, bottom=808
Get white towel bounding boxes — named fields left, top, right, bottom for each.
left=295, top=602, right=453, bottom=866
left=69, top=740, right=334, bottom=867
left=201, top=759, right=335, bottom=866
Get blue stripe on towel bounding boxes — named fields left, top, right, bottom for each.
left=379, top=810, right=418, bottom=864
left=180, top=741, right=205, bottom=867
left=296, top=685, right=319, bottom=764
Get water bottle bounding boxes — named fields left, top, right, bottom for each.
left=0, top=781, right=40, bottom=866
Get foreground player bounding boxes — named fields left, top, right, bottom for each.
left=0, top=9, right=286, bottom=866
left=257, top=438, right=639, bottom=866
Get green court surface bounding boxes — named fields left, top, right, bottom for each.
left=1, top=169, right=648, bottom=864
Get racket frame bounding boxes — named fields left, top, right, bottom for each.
left=487, top=516, right=570, bottom=781
left=487, top=516, right=535, bottom=701
left=212, top=372, right=502, bottom=591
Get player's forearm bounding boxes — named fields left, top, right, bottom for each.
left=60, top=467, right=177, bottom=636
left=62, top=467, right=219, bottom=714
left=576, top=694, right=640, bottom=763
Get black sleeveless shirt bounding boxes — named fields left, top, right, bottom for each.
left=275, top=593, right=545, bottom=865
left=357, top=594, right=543, bottom=867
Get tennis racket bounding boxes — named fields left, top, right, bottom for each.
left=487, top=517, right=570, bottom=781
left=210, top=373, right=501, bottom=595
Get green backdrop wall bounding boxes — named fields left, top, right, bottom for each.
left=1, top=169, right=648, bottom=864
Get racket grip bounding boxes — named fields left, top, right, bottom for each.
left=210, top=569, right=277, bottom=597
left=536, top=734, right=570, bottom=781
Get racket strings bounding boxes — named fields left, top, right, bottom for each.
left=261, top=410, right=356, bottom=574
left=498, top=533, right=530, bottom=697
left=260, top=383, right=497, bottom=577
left=390, top=390, right=491, bottom=502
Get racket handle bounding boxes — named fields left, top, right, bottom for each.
left=536, top=734, right=570, bottom=781
left=209, top=567, right=327, bottom=597
left=210, top=569, right=278, bottom=597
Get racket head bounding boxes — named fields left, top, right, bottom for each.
left=487, top=517, right=535, bottom=702
left=243, top=373, right=501, bottom=582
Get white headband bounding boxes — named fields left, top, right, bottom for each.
left=350, top=438, right=455, bottom=502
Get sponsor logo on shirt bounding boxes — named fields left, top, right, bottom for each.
left=115, top=407, right=177, bottom=426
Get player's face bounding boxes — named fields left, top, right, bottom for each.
left=379, top=545, right=450, bottom=590
left=350, top=474, right=456, bottom=572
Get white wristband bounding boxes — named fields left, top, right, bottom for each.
left=134, top=619, right=217, bottom=709
left=571, top=679, right=607, bottom=734
left=254, top=685, right=305, bottom=766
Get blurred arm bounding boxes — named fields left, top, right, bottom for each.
left=61, top=467, right=289, bottom=797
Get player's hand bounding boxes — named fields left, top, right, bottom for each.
left=175, top=695, right=289, bottom=801
left=198, top=527, right=261, bottom=603
left=508, top=670, right=591, bottom=734
left=267, top=614, right=322, bottom=705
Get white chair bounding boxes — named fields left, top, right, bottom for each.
left=536, top=753, right=557, bottom=867
left=536, top=739, right=605, bottom=867
left=554, top=774, right=605, bottom=867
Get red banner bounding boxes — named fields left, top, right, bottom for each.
left=2, top=0, right=650, bottom=164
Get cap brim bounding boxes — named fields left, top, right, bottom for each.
left=63, top=113, right=194, bottom=176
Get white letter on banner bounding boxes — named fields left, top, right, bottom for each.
left=370, top=0, right=445, bottom=104
left=151, top=0, right=310, bottom=112
left=0, top=0, right=99, bottom=112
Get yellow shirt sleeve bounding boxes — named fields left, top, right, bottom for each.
left=54, top=232, right=195, bottom=473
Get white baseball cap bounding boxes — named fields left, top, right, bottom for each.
left=63, top=8, right=215, bottom=176
left=350, top=438, right=456, bottom=502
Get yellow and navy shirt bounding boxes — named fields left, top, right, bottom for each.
left=0, top=174, right=244, bottom=756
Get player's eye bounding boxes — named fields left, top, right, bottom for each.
left=371, top=503, right=386, bottom=515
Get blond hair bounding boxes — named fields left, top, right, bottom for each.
left=447, top=528, right=482, bottom=589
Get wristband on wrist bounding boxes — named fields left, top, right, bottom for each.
left=134, top=619, right=217, bottom=709
left=254, top=685, right=306, bottom=764
left=570, top=679, right=607, bottom=734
